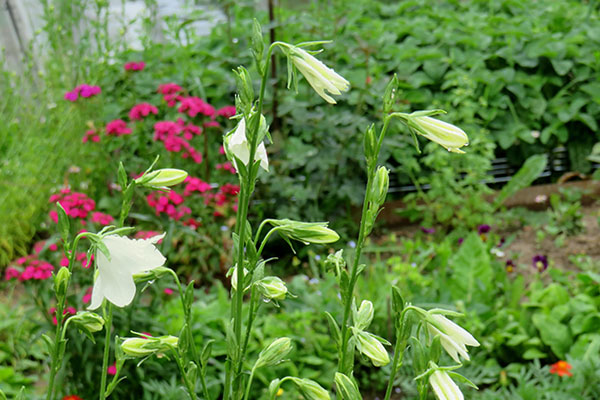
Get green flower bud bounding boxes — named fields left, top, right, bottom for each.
left=402, top=111, right=469, bottom=153
left=290, top=378, right=331, bottom=400
left=54, top=266, right=71, bottom=299
left=382, top=74, right=399, bottom=114
left=135, top=168, right=188, bottom=189
left=70, top=311, right=105, bottom=333
left=353, top=329, right=390, bottom=367
left=133, top=266, right=172, bottom=284
left=369, top=166, right=389, bottom=208
left=363, top=124, right=378, bottom=165
left=234, top=66, right=254, bottom=115
left=352, top=300, right=374, bottom=331
left=268, top=219, right=340, bottom=245
left=255, top=337, right=292, bottom=368
left=257, top=276, right=288, bottom=300
left=121, top=335, right=178, bottom=358
left=334, top=373, right=361, bottom=400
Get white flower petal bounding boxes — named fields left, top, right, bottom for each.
left=89, top=234, right=167, bottom=309
left=101, top=235, right=166, bottom=275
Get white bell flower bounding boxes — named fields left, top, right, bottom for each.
left=429, top=370, right=464, bottom=400
left=289, top=46, right=350, bottom=104
left=89, top=234, right=166, bottom=310
left=225, top=118, right=269, bottom=171
left=427, top=314, right=479, bottom=363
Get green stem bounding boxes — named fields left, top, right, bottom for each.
left=229, top=42, right=279, bottom=399
left=168, top=270, right=210, bottom=400
left=175, top=350, right=198, bottom=400
left=256, top=227, right=282, bottom=258
left=239, top=287, right=259, bottom=375
left=383, top=337, right=407, bottom=400
left=243, top=367, right=256, bottom=400
left=337, top=116, right=393, bottom=374
left=99, top=303, right=113, bottom=400
left=46, top=233, right=86, bottom=400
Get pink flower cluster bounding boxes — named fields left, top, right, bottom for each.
left=50, top=306, right=77, bottom=325
left=158, top=83, right=183, bottom=107
left=135, top=230, right=163, bottom=242
left=48, top=188, right=96, bottom=222
left=153, top=120, right=203, bottom=164
left=124, top=61, right=145, bottom=71
left=129, top=103, right=158, bottom=121
left=216, top=106, right=236, bottom=118
left=60, top=252, right=93, bottom=269
left=106, top=119, right=132, bottom=136
left=183, top=176, right=212, bottom=196
left=33, top=240, right=58, bottom=254
left=146, top=191, right=191, bottom=221
left=91, top=212, right=114, bottom=225
left=5, top=255, right=54, bottom=281
left=178, top=97, right=215, bottom=118
left=216, top=161, right=236, bottom=174
left=64, top=84, right=101, bottom=102
left=203, top=183, right=240, bottom=217
left=82, top=129, right=100, bottom=143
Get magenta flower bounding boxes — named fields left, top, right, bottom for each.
left=64, top=84, right=101, bottom=101
left=129, top=103, right=158, bottom=121
left=107, top=363, right=117, bottom=376
left=477, top=224, right=491, bottom=235
left=124, top=61, right=145, bottom=71
left=82, top=129, right=100, bottom=143
left=157, top=83, right=183, bottom=95
left=533, top=255, right=548, bottom=272
left=64, top=91, right=78, bottom=101
left=163, top=288, right=174, bottom=295
left=177, top=96, right=215, bottom=118
left=216, top=105, right=236, bottom=118
left=184, top=176, right=212, bottom=196
left=106, top=119, right=132, bottom=136
left=4, top=267, right=20, bottom=280
left=420, top=226, right=435, bottom=234
left=91, top=212, right=114, bottom=225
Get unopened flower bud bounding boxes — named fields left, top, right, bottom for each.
left=334, top=373, right=361, bottom=400
left=429, top=369, right=464, bottom=400
left=353, top=329, right=390, bottom=367
left=229, top=266, right=249, bottom=291
left=133, top=266, right=172, bottom=284
left=121, top=335, right=178, bottom=358
left=268, top=219, right=339, bottom=245
left=234, top=66, right=254, bottom=114
left=135, top=168, right=188, bottom=189
left=255, top=337, right=292, bottom=368
left=257, top=276, right=288, bottom=300
left=70, top=311, right=105, bottom=333
left=353, top=300, right=374, bottom=331
left=370, top=166, right=389, bottom=207
left=54, top=267, right=71, bottom=298
left=403, top=111, right=469, bottom=153
left=363, top=124, right=378, bottom=164
left=290, top=377, right=331, bottom=400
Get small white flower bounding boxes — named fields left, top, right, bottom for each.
left=89, top=234, right=166, bottom=310
left=427, top=314, right=480, bottom=363
left=289, top=46, right=350, bottom=104
left=225, top=118, right=269, bottom=171
left=429, top=370, right=464, bottom=400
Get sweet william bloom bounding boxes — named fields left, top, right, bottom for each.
left=89, top=234, right=166, bottom=310
left=63, top=396, right=84, bottom=400
left=225, top=118, right=269, bottom=171
left=429, top=370, right=464, bottom=400
left=550, top=360, right=573, bottom=377
left=107, top=362, right=117, bottom=375
left=124, top=61, right=145, bottom=71
left=409, top=115, right=469, bottom=153
left=289, top=46, right=350, bottom=104
left=427, top=314, right=480, bottom=363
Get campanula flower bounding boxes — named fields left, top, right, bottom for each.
left=288, top=45, right=350, bottom=104
left=429, top=370, right=464, bottom=400
left=426, top=314, right=479, bottom=363
left=89, top=234, right=166, bottom=310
